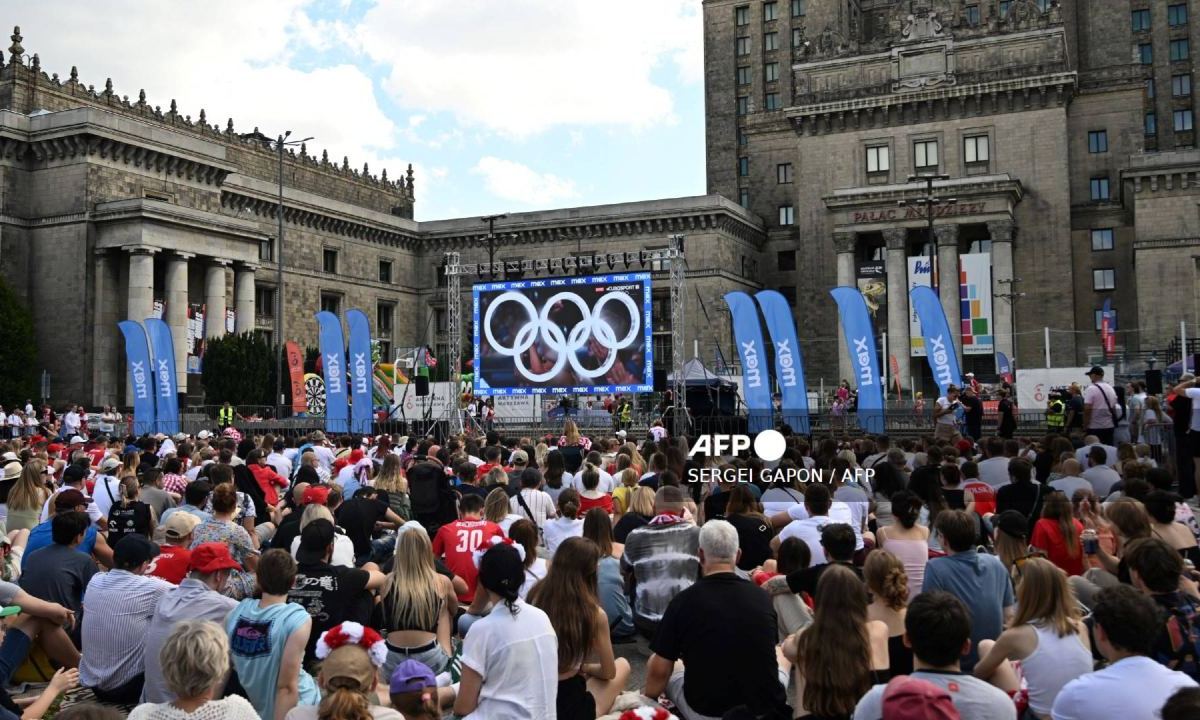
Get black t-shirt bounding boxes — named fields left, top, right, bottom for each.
left=288, top=561, right=372, bottom=663
left=651, top=572, right=788, bottom=717
left=785, top=561, right=862, bottom=597
left=726, top=513, right=774, bottom=570
left=271, top=511, right=304, bottom=552
left=996, top=482, right=1045, bottom=533
left=962, top=396, right=983, bottom=427
left=703, top=491, right=731, bottom=522
left=457, top=484, right=491, bottom=500
left=1066, top=396, right=1085, bottom=429
left=638, top=474, right=660, bottom=490
left=944, top=488, right=967, bottom=510
left=1170, top=393, right=1193, bottom=438
left=335, top=496, right=389, bottom=559
left=613, top=513, right=650, bottom=544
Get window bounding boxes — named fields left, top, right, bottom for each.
left=1094, top=309, right=1119, bottom=331
left=739, top=188, right=750, bottom=208
left=765, top=62, right=779, bottom=82
left=965, top=5, right=980, bottom=26
left=377, top=302, right=395, bottom=360
left=778, top=205, right=795, bottom=226
left=999, top=0, right=1012, bottom=16
left=792, top=0, right=806, bottom=16
left=1147, top=78, right=1156, bottom=98
left=865, top=144, right=890, bottom=173
left=777, top=286, right=797, bottom=306
left=1172, top=38, right=1190, bottom=61
left=1132, top=9, right=1151, bottom=31
left=777, top=162, right=794, bottom=183
left=1092, top=269, right=1116, bottom=290
left=1174, top=73, right=1193, bottom=96
left=436, top=262, right=447, bottom=287
left=777, top=250, right=797, bottom=271
left=738, top=130, right=749, bottom=146
left=1170, top=3, right=1188, bottom=26
left=259, top=238, right=274, bottom=262
left=737, top=96, right=749, bottom=115
left=1088, top=130, right=1108, bottom=153
left=322, top=248, right=338, bottom=273
left=736, top=5, right=749, bottom=25
left=737, top=37, right=751, bottom=55
left=764, top=32, right=779, bottom=51
left=320, top=292, right=341, bottom=315
left=793, top=28, right=804, bottom=47
left=1175, top=109, right=1194, bottom=131
left=763, top=1, right=778, bottom=21
left=1035, top=0, right=1051, bottom=11
left=764, top=92, right=782, bottom=110
left=255, top=286, right=276, bottom=319
left=378, top=259, right=392, bottom=283
left=739, top=156, right=750, bottom=176
left=1090, top=177, right=1111, bottom=201
left=914, top=139, right=939, bottom=170
left=1140, top=43, right=1154, bottom=64
left=963, top=135, right=989, bottom=163
left=1091, top=228, right=1115, bottom=251
left=737, top=66, right=751, bottom=85
left=1147, top=111, right=1158, bottom=136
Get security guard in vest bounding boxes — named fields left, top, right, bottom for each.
left=218, top=401, right=236, bottom=429
left=1046, top=391, right=1066, bottom=434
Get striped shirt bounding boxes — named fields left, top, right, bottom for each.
left=79, top=569, right=174, bottom=691
left=509, top=489, right=556, bottom=531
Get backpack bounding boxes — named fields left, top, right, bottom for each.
left=407, top=460, right=450, bottom=520
left=107, top=501, right=150, bottom=546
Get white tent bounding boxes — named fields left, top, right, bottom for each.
left=668, top=358, right=734, bottom=386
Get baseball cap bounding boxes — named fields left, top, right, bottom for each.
left=616, top=429, right=627, bottom=439
left=163, top=512, right=201, bottom=541
left=46, top=443, right=64, bottom=454
left=995, top=509, right=1029, bottom=540
left=1087, top=365, right=1105, bottom=377
left=880, top=676, right=960, bottom=720
left=955, top=439, right=974, bottom=454
left=112, top=533, right=160, bottom=569
left=69, top=435, right=86, bottom=445
left=53, top=489, right=89, bottom=511
left=302, top=485, right=331, bottom=506
left=196, top=430, right=213, bottom=440
left=189, top=542, right=243, bottom=573
left=296, top=519, right=336, bottom=564
left=389, top=659, right=436, bottom=695
left=62, top=464, right=88, bottom=485
left=99, top=456, right=121, bottom=473
left=510, top=450, right=528, bottom=466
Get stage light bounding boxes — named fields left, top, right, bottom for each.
left=606, top=253, right=616, bottom=270
left=638, top=250, right=650, bottom=267
left=564, top=257, right=577, bottom=270
left=624, top=252, right=636, bottom=267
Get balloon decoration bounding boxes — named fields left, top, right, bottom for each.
left=460, top=372, right=474, bottom=407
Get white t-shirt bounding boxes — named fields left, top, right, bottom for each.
left=935, top=397, right=957, bottom=425
left=1051, top=656, right=1196, bottom=720
left=542, top=517, right=584, bottom=556
left=460, top=599, right=558, bottom=720
left=289, top=534, right=356, bottom=568
left=778, top=515, right=834, bottom=565
left=1082, top=465, right=1122, bottom=497
left=1082, top=382, right=1118, bottom=429
left=1074, top=443, right=1118, bottom=467
left=518, top=558, right=548, bottom=600
left=1187, top=388, right=1200, bottom=432
left=569, top=467, right=615, bottom=494
left=63, top=411, right=81, bottom=433
left=977, top=457, right=1012, bottom=489
left=266, top=452, right=292, bottom=477
left=92, top=474, right=123, bottom=518
left=311, top=445, right=336, bottom=471
left=40, top=489, right=103, bottom=525
left=785, top=501, right=866, bottom=551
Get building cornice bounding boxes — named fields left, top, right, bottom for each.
left=91, top=198, right=268, bottom=244
left=1123, top=150, right=1200, bottom=194
left=824, top=174, right=1025, bottom=208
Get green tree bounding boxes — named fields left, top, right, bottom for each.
left=0, top=278, right=37, bottom=405
left=200, top=332, right=278, bottom=407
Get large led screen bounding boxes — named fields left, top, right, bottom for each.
left=473, top=272, right=653, bottom=396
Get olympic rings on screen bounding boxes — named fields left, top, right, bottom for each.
left=482, top=289, right=642, bottom=383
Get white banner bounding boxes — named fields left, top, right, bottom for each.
left=959, top=253, right=994, bottom=355
left=389, top=383, right=541, bottom=421
left=907, top=256, right=933, bottom=357
left=1015, top=367, right=1113, bottom=410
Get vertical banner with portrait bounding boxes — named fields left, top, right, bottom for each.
left=907, top=256, right=934, bottom=357
left=856, top=260, right=887, bottom=331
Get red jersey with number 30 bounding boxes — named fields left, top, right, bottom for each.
left=432, top=519, right=504, bottom=602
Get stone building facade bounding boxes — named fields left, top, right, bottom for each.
left=705, top=0, right=1200, bottom=388
left=0, top=29, right=764, bottom=408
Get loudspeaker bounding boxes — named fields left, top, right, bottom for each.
left=653, top=366, right=668, bottom=393
left=414, top=376, right=430, bottom=396
left=1145, top=369, right=1163, bottom=395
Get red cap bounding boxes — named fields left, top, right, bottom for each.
left=302, top=485, right=330, bottom=506
left=349, top=448, right=364, bottom=463
left=47, top=443, right=64, bottom=454
left=955, top=439, right=974, bottom=454
left=189, top=542, right=243, bottom=573
left=881, top=676, right=960, bottom=720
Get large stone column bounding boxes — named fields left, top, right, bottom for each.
left=205, top=260, right=229, bottom=339
left=165, top=252, right=192, bottom=393
left=234, top=263, right=258, bottom=335
left=934, top=224, right=962, bottom=361
left=126, top=246, right=157, bottom=406
left=989, top=220, right=1016, bottom=371
left=883, top=227, right=911, bottom=394
left=92, top=250, right=120, bottom=407
left=834, top=231, right=857, bottom=386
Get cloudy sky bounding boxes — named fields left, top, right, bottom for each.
left=7, top=0, right=707, bottom=220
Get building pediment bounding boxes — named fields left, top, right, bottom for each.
left=824, top=174, right=1024, bottom=231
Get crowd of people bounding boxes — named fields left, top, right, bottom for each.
left=0, top=371, right=1192, bottom=718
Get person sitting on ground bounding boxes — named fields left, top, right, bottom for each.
left=18, top=510, right=98, bottom=647
left=621, top=485, right=701, bottom=636
left=107, top=475, right=156, bottom=547
left=852, top=591, right=1016, bottom=719
left=875, top=489, right=929, bottom=598
left=141, top=543, right=241, bottom=703
left=432, top=493, right=504, bottom=603
left=388, top=660, right=443, bottom=720
left=646, top=520, right=790, bottom=719
left=864, top=550, right=913, bottom=678
left=335, top=485, right=404, bottom=565
left=483, top=485, right=522, bottom=535
left=226, top=549, right=320, bottom=720
left=1051, top=585, right=1198, bottom=719
left=1124, top=537, right=1200, bottom=681
left=373, top=522, right=456, bottom=681
left=283, top=622, right=405, bottom=719
left=453, top=542, right=558, bottom=719
left=0, top=573, right=81, bottom=719
left=159, top=479, right=213, bottom=525
left=577, top=463, right=614, bottom=515
left=613, top=485, right=655, bottom=543
left=1145, top=491, right=1200, bottom=565
left=507, top=518, right=547, bottom=600
left=543, top=488, right=585, bottom=557
left=528, top=536, right=631, bottom=717
left=973, top=557, right=1092, bottom=718
left=148, top=512, right=202, bottom=584
left=510, top=467, right=556, bottom=532
left=1031, top=490, right=1086, bottom=577
left=995, top=458, right=1046, bottom=537
left=129, top=620, right=259, bottom=720
left=1049, top=458, right=1092, bottom=501
left=786, top=522, right=860, bottom=599
left=23, top=488, right=113, bottom=569
left=1081, top=444, right=1122, bottom=498
left=190, top=482, right=259, bottom=599
left=922, top=509, right=1014, bottom=672
left=79, top=534, right=174, bottom=704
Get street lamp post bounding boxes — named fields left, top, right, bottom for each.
left=900, top=173, right=953, bottom=298
left=274, top=131, right=313, bottom=414
left=996, top=277, right=1025, bottom=376
left=479, top=213, right=508, bottom=279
